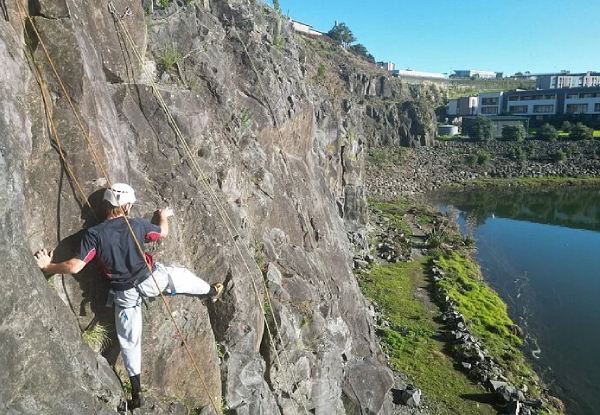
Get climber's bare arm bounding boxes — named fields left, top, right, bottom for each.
left=157, top=207, right=173, bottom=238
left=34, top=248, right=86, bottom=275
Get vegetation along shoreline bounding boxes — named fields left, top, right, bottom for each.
left=356, top=137, right=600, bottom=414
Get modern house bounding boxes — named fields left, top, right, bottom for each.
left=536, top=71, right=600, bottom=89
left=477, top=92, right=503, bottom=115
left=447, top=96, right=478, bottom=116
left=453, top=69, right=499, bottom=79
left=453, top=87, right=600, bottom=121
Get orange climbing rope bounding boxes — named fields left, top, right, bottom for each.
left=13, top=0, right=220, bottom=412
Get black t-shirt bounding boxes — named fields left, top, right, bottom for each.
left=75, top=217, right=161, bottom=280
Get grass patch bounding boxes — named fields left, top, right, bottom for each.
left=363, top=199, right=562, bottom=413
left=367, top=147, right=407, bottom=165
left=431, top=252, right=544, bottom=397
left=359, top=260, right=496, bottom=415
left=469, top=176, right=600, bottom=188
left=369, top=200, right=413, bottom=236
left=82, top=323, right=110, bottom=353
left=156, top=44, right=182, bottom=72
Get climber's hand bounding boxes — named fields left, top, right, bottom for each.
left=158, top=207, right=174, bottom=219
left=34, top=248, right=53, bottom=270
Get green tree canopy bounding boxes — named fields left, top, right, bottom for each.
left=466, top=116, right=494, bottom=142
left=349, top=43, right=374, bottom=61
left=327, top=22, right=356, bottom=49
left=535, top=123, right=558, bottom=142
left=569, top=122, right=593, bottom=141
left=501, top=124, right=526, bottom=142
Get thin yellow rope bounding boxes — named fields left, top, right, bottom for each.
left=109, top=4, right=311, bottom=414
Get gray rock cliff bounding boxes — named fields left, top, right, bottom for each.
left=0, top=0, right=436, bottom=413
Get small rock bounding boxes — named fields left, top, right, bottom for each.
left=401, top=385, right=421, bottom=407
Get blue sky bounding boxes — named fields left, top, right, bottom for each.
left=269, top=0, right=600, bottom=76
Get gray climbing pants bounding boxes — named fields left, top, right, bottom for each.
left=112, top=263, right=211, bottom=376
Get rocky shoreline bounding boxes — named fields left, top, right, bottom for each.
left=357, top=202, right=565, bottom=415
left=359, top=141, right=586, bottom=414
left=367, top=140, right=600, bottom=197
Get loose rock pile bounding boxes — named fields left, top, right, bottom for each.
left=367, top=140, right=600, bottom=197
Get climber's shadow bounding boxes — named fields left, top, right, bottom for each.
left=51, top=189, right=120, bottom=367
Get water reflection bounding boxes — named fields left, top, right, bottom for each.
left=431, top=186, right=600, bottom=232
left=429, top=186, right=600, bottom=415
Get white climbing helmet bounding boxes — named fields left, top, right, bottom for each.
left=103, top=183, right=136, bottom=207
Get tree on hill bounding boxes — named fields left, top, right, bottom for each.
left=349, top=43, right=375, bottom=62
left=327, top=22, right=356, bottom=49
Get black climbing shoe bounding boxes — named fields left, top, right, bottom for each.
left=129, top=374, right=143, bottom=409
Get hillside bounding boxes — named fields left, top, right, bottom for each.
left=0, top=0, right=447, bottom=414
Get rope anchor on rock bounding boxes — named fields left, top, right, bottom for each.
left=107, top=2, right=131, bottom=20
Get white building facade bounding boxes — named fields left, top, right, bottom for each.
left=447, top=97, right=478, bottom=116
left=477, top=92, right=503, bottom=115
left=291, top=20, right=323, bottom=36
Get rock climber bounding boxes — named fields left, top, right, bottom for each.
left=33, top=183, right=223, bottom=408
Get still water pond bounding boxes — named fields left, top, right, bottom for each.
left=429, top=186, right=600, bottom=415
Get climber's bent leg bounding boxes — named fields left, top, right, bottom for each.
left=138, top=263, right=210, bottom=297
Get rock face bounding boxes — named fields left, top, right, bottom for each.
left=0, top=1, right=433, bottom=413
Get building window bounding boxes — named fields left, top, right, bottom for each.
left=566, top=104, right=588, bottom=113
left=481, top=107, right=498, bottom=114
left=509, top=105, right=528, bottom=114
left=508, top=96, right=520, bottom=101
left=581, top=93, right=597, bottom=98
left=566, top=93, right=578, bottom=99
left=481, top=98, right=499, bottom=105
left=544, top=94, right=556, bottom=100
left=595, top=103, right=600, bottom=112
left=533, top=105, right=554, bottom=113
left=521, top=95, right=533, bottom=100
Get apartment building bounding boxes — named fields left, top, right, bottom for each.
left=536, top=72, right=600, bottom=89
left=502, top=87, right=600, bottom=120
